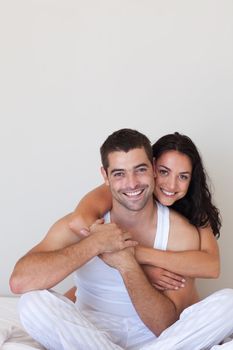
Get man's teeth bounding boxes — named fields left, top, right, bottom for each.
left=125, top=190, right=143, bottom=197
left=162, top=189, right=175, bottom=196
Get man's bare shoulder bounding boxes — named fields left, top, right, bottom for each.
left=167, top=209, right=200, bottom=251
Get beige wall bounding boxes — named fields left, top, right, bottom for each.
left=0, top=0, right=232, bottom=297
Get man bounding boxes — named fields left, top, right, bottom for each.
left=10, top=129, right=233, bottom=350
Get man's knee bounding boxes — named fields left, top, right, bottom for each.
left=204, top=288, right=233, bottom=321
left=19, top=290, right=51, bottom=324
left=217, top=289, right=233, bottom=307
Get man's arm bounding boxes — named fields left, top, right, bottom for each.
left=102, top=247, right=198, bottom=336
left=101, top=213, right=200, bottom=336
left=101, top=248, right=179, bottom=335
left=9, top=214, right=137, bottom=294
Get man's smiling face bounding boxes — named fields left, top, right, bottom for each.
left=101, top=147, right=155, bottom=212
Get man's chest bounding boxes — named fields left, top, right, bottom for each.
left=131, top=224, right=157, bottom=248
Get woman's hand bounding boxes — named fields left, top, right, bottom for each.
left=142, top=265, right=186, bottom=291
left=69, top=216, right=105, bottom=238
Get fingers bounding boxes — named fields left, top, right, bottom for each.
left=122, top=232, right=134, bottom=241
left=89, top=218, right=105, bottom=231
left=152, top=283, right=166, bottom=291
left=155, top=276, right=185, bottom=290
left=144, top=266, right=186, bottom=291
left=163, top=271, right=185, bottom=283
left=120, top=232, right=138, bottom=249
left=92, top=218, right=105, bottom=226
left=79, top=228, right=90, bottom=236
left=123, top=240, right=138, bottom=248
left=89, top=222, right=138, bottom=253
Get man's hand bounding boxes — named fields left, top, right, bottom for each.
left=89, top=220, right=138, bottom=254
left=142, top=265, right=186, bottom=291
left=100, top=247, right=136, bottom=270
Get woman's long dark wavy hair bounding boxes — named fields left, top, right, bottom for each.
left=152, top=132, right=221, bottom=238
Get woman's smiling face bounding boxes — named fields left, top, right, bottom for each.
left=154, top=150, right=192, bottom=206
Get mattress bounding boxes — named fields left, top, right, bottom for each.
left=0, top=296, right=44, bottom=349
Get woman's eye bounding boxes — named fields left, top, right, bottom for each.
left=159, top=169, right=168, bottom=176
left=179, top=174, right=190, bottom=181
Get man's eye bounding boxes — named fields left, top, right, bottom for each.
left=113, top=172, right=124, bottom=177
left=137, top=167, right=147, bottom=173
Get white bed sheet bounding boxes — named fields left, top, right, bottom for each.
left=0, top=297, right=44, bottom=350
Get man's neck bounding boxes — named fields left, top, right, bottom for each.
left=110, top=199, right=157, bottom=242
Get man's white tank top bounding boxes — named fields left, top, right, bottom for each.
left=74, top=202, right=169, bottom=317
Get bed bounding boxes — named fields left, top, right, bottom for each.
left=0, top=296, right=44, bottom=349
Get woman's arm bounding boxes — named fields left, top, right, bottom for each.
left=68, top=186, right=219, bottom=288
left=69, top=184, right=112, bottom=234
left=64, top=228, right=219, bottom=298
left=136, top=225, right=220, bottom=278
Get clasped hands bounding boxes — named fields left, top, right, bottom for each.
left=69, top=217, right=185, bottom=291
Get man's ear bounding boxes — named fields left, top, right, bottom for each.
left=101, top=166, right=109, bottom=186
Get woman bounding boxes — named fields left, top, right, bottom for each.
left=67, top=132, right=220, bottom=294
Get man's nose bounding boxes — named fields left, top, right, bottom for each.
left=126, top=173, right=138, bottom=188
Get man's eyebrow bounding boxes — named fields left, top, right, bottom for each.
left=110, top=163, right=149, bottom=175
left=134, top=163, right=149, bottom=169
left=110, top=168, right=125, bottom=175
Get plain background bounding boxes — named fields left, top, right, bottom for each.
left=0, top=0, right=232, bottom=298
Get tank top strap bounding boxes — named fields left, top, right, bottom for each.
left=104, top=211, right=111, bottom=223
left=154, top=201, right=170, bottom=250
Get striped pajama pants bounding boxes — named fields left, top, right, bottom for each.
left=18, top=288, right=233, bottom=350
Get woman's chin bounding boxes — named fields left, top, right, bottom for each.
left=157, top=195, right=176, bottom=207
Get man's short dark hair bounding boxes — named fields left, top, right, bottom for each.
left=100, top=128, right=153, bottom=171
